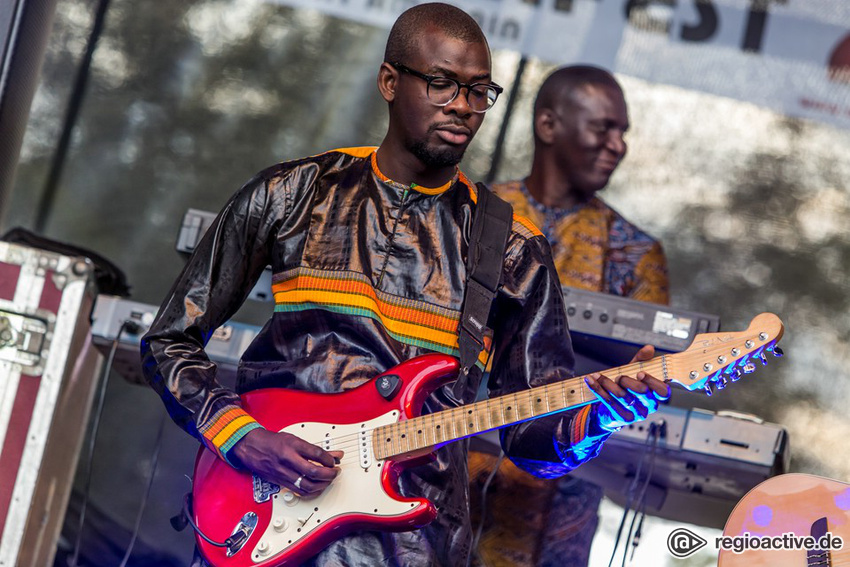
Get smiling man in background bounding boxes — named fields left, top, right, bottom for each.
left=469, top=66, right=670, bottom=567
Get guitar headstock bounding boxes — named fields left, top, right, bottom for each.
left=665, top=313, right=785, bottom=396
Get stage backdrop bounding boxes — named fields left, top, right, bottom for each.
left=270, top=0, right=850, bottom=129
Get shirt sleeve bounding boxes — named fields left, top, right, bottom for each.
left=485, top=234, right=609, bottom=478
left=140, top=166, right=288, bottom=466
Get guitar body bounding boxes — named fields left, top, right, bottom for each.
left=192, top=354, right=459, bottom=567
left=719, top=473, right=850, bottom=566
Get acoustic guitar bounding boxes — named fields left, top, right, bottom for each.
left=719, top=473, right=849, bottom=566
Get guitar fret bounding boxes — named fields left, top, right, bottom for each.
left=449, top=409, right=458, bottom=439
left=517, top=393, right=534, bottom=420
left=401, top=422, right=410, bottom=453
left=490, top=398, right=501, bottom=429
left=547, top=385, right=560, bottom=413
left=505, top=393, right=516, bottom=424
left=413, top=422, right=422, bottom=451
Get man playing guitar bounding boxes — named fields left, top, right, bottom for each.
left=141, top=4, right=669, bottom=566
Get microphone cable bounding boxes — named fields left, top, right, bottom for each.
left=118, top=411, right=166, bottom=567
left=70, top=319, right=139, bottom=567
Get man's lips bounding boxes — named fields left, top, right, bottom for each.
left=434, top=125, right=472, bottom=145
left=596, top=159, right=620, bottom=173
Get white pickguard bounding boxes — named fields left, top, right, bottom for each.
left=250, top=410, right=416, bottom=563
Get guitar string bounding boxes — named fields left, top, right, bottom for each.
left=263, top=338, right=773, bottom=467
left=287, top=372, right=606, bottom=460
left=283, top=356, right=697, bottom=460
left=269, top=338, right=773, bottom=458
left=292, top=361, right=671, bottom=466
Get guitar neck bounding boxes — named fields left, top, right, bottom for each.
left=372, top=358, right=666, bottom=460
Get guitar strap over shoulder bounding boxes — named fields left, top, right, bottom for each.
left=454, top=182, right=513, bottom=399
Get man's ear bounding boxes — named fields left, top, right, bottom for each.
left=535, top=108, right=557, bottom=145
left=377, top=62, right=398, bottom=103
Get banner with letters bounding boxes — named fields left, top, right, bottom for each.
left=268, top=0, right=850, bottom=129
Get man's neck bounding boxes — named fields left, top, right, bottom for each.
left=375, top=143, right=458, bottom=189
left=525, top=160, right=592, bottom=210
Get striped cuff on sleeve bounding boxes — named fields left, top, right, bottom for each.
left=198, top=406, right=264, bottom=467
left=556, top=404, right=611, bottom=468
left=570, top=405, right=594, bottom=445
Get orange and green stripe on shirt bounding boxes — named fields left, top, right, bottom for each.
left=272, top=267, right=490, bottom=370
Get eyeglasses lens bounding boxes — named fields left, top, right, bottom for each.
left=426, top=78, right=498, bottom=112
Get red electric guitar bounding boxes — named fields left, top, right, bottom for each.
left=190, top=313, right=784, bottom=567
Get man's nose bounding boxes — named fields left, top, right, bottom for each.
left=607, top=130, right=627, bottom=157
left=443, top=88, right=473, bottom=117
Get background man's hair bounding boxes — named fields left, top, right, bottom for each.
left=533, top=65, right=623, bottom=116
left=384, top=3, right=488, bottom=64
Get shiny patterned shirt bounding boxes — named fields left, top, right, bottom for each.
left=141, top=148, right=604, bottom=567
left=492, top=180, right=669, bottom=304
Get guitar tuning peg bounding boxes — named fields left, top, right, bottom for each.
left=704, top=383, right=713, bottom=397
left=743, top=363, right=756, bottom=374
left=758, top=352, right=768, bottom=366
left=715, top=376, right=728, bottom=390
left=729, top=368, right=742, bottom=382
left=772, top=346, right=784, bottom=357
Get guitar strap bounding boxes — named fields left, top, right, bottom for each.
left=454, top=182, right=513, bottom=399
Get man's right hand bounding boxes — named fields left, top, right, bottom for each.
left=229, top=428, right=343, bottom=496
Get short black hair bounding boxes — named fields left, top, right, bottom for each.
left=534, top=65, right=623, bottom=116
left=384, top=3, right=488, bottom=64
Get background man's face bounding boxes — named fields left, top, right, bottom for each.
left=554, top=83, right=629, bottom=197
left=392, top=28, right=491, bottom=168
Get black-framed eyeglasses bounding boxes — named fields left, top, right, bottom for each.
left=390, top=62, right=503, bottom=113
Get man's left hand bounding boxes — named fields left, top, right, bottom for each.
left=584, top=344, right=671, bottom=433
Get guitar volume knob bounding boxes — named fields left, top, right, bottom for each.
left=273, top=517, right=289, bottom=532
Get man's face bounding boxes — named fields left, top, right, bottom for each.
left=553, top=83, right=629, bottom=197
left=391, top=29, right=491, bottom=168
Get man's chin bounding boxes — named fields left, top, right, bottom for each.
left=409, top=140, right=466, bottom=169
left=584, top=172, right=613, bottom=194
